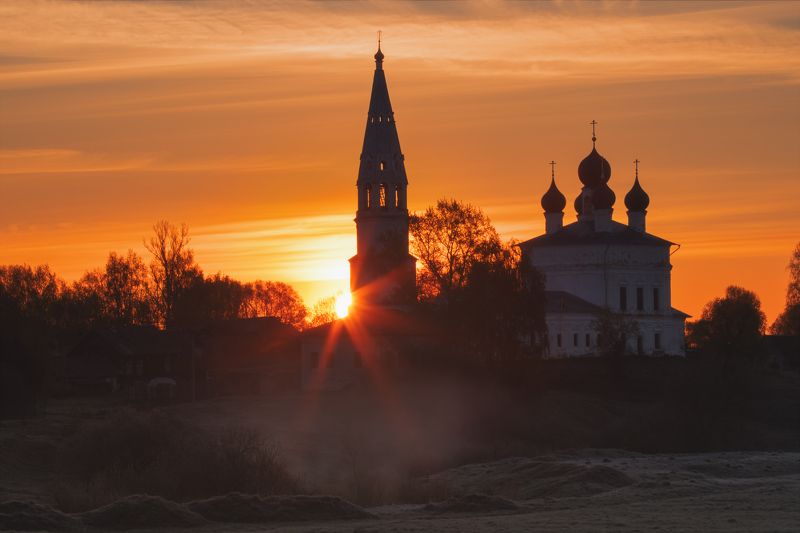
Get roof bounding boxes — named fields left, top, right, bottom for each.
left=545, top=291, right=603, bottom=314
left=545, top=291, right=690, bottom=319
left=519, top=219, right=673, bottom=250
left=358, top=49, right=407, bottom=184
left=301, top=305, right=438, bottom=341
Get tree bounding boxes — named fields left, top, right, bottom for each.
left=144, top=221, right=200, bottom=328
left=687, top=286, right=766, bottom=362
left=242, top=281, right=308, bottom=330
left=103, top=250, right=154, bottom=326
left=450, top=242, right=548, bottom=362
left=771, top=242, right=800, bottom=336
left=410, top=199, right=502, bottom=300
left=0, top=265, right=64, bottom=418
left=308, top=296, right=337, bottom=328
left=592, top=310, right=640, bottom=357
left=172, top=273, right=245, bottom=328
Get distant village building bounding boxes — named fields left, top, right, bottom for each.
left=519, top=127, right=688, bottom=357
left=65, top=318, right=299, bottom=401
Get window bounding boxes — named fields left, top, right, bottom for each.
left=654, top=333, right=662, bottom=351
left=637, top=336, right=643, bottom=355
left=366, top=185, right=372, bottom=208
left=556, top=334, right=562, bottom=348
left=653, top=288, right=660, bottom=311
left=573, top=333, right=578, bottom=347
left=585, top=333, right=590, bottom=347
left=379, top=184, right=387, bottom=207
left=636, top=287, right=644, bottom=311
left=379, top=161, right=385, bottom=171
left=619, top=286, right=628, bottom=311
left=394, top=185, right=400, bottom=208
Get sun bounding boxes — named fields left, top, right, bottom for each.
left=335, top=291, right=352, bottom=319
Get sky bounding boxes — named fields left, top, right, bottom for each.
left=1, top=0, right=798, bottom=322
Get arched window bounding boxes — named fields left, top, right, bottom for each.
left=365, top=184, right=372, bottom=208
left=379, top=183, right=387, bottom=207
left=394, top=185, right=400, bottom=208
left=379, top=161, right=385, bottom=171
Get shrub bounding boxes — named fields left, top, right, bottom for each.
left=53, top=410, right=297, bottom=512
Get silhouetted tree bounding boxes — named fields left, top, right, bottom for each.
left=450, top=243, right=548, bottom=362
left=171, top=273, right=246, bottom=329
left=103, top=250, right=154, bottom=326
left=0, top=265, right=63, bottom=418
left=144, top=221, right=200, bottom=328
left=242, top=280, right=308, bottom=330
left=308, top=296, right=337, bottom=328
left=593, top=310, right=640, bottom=357
left=410, top=199, right=502, bottom=301
left=771, top=242, right=800, bottom=336
left=687, top=286, right=766, bottom=363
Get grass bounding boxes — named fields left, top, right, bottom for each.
left=52, top=410, right=298, bottom=512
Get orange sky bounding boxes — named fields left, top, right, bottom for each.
left=1, top=0, right=799, bottom=323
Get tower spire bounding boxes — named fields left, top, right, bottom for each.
left=374, top=30, right=384, bottom=69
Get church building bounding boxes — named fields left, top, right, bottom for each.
left=519, top=126, right=688, bottom=357
left=348, top=45, right=417, bottom=309
left=300, top=45, right=421, bottom=390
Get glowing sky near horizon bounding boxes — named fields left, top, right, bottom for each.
left=1, top=0, right=799, bottom=321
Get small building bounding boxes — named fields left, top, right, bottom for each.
left=65, top=326, right=195, bottom=401
left=519, top=130, right=688, bottom=357
left=300, top=311, right=429, bottom=391
left=197, top=317, right=299, bottom=395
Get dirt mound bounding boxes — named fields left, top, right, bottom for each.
left=419, top=457, right=634, bottom=500
left=0, top=500, right=81, bottom=531
left=80, top=495, right=206, bottom=530
left=187, top=493, right=374, bottom=523
left=425, top=493, right=520, bottom=514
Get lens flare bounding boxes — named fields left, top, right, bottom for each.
left=334, top=291, right=352, bottom=318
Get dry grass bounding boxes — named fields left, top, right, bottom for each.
left=52, top=410, right=298, bottom=512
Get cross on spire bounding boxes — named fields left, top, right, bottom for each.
left=590, top=120, right=598, bottom=146
left=378, top=30, right=382, bottom=49
left=634, top=158, right=640, bottom=179
left=549, top=160, right=556, bottom=180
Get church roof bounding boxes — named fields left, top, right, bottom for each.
left=358, top=46, right=406, bottom=184
left=519, top=219, right=673, bottom=250
left=545, top=291, right=603, bottom=314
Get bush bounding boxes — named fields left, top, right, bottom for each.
left=53, top=410, right=298, bottom=512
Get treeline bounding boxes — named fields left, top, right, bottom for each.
left=1, top=220, right=336, bottom=341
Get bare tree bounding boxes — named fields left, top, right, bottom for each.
left=771, top=242, right=800, bottom=336
left=144, top=221, right=199, bottom=328
left=410, top=199, right=502, bottom=300
left=242, top=281, right=308, bottom=330
left=308, top=296, right=337, bottom=328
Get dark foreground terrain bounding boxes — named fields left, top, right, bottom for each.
left=2, top=360, right=799, bottom=531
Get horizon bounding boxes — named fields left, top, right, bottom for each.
left=2, top=0, right=799, bottom=321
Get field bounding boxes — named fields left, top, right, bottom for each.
left=1, top=361, right=799, bottom=531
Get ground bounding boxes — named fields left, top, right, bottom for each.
left=1, top=383, right=799, bottom=532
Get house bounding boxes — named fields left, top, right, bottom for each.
left=196, top=317, right=299, bottom=395
left=519, top=130, right=688, bottom=357
left=65, top=326, right=195, bottom=401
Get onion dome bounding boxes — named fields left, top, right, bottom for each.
left=541, top=177, right=566, bottom=213
left=592, top=182, right=616, bottom=210
left=374, top=46, right=384, bottom=65
left=578, top=147, right=611, bottom=188
left=625, top=160, right=650, bottom=212
left=574, top=192, right=584, bottom=215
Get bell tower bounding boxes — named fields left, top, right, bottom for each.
left=349, top=44, right=416, bottom=308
